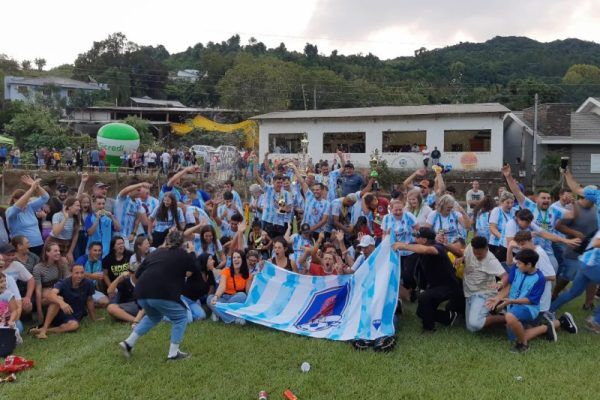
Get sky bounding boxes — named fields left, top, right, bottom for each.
left=2, top=0, right=600, bottom=68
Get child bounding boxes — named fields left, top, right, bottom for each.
left=0, top=273, right=18, bottom=329
left=487, top=249, right=545, bottom=352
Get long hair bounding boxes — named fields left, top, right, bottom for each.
left=9, top=189, right=26, bottom=206
left=156, top=192, right=179, bottom=222
left=406, top=188, right=424, bottom=214
left=200, top=225, right=218, bottom=253
left=63, top=197, right=81, bottom=233
left=41, top=241, right=60, bottom=264
left=272, top=237, right=289, bottom=257
left=133, top=235, right=149, bottom=262
left=77, top=193, right=92, bottom=214
left=197, top=253, right=215, bottom=275
left=108, top=236, right=126, bottom=259
left=230, top=249, right=249, bottom=280
left=474, top=195, right=495, bottom=218
left=437, top=194, right=456, bottom=215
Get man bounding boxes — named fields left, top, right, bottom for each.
left=393, top=227, right=461, bottom=331
left=90, top=148, right=100, bottom=170
left=291, top=165, right=330, bottom=240
left=330, top=193, right=358, bottom=235
left=431, top=146, right=441, bottom=165
left=85, top=196, right=121, bottom=258
left=341, top=162, right=365, bottom=197
left=75, top=241, right=109, bottom=307
left=0, top=244, right=34, bottom=317
left=256, top=169, right=292, bottom=239
left=160, top=149, right=171, bottom=175
left=75, top=147, right=84, bottom=172
left=466, top=180, right=485, bottom=217
left=223, top=180, right=243, bottom=212
left=90, top=182, right=115, bottom=214
left=63, top=147, right=74, bottom=170
left=114, top=182, right=151, bottom=248
left=47, top=184, right=69, bottom=220
left=351, top=235, right=376, bottom=272
left=215, top=192, right=241, bottom=227
left=30, top=264, right=98, bottom=339
left=315, top=150, right=345, bottom=201
left=461, top=236, right=507, bottom=332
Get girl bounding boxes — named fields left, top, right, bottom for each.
left=129, top=235, right=155, bottom=269
left=149, top=192, right=185, bottom=247
left=49, top=197, right=81, bottom=262
left=0, top=272, right=18, bottom=330
left=474, top=195, right=495, bottom=241
left=102, top=236, right=133, bottom=288
left=207, top=250, right=251, bottom=324
left=405, top=188, right=432, bottom=226
left=181, top=253, right=216, bottom=321
left=74, top=193, right=93, bottom=259
left=271, top=237, right=298, bottom=272
left=424, top=194, right=470, bottom=243
left=488, top=191, right=516, bottom=262
left=32, top=242, right=69, bottom=323
left=12, top=235, right=40, bottom=275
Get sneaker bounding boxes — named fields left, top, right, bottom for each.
left=167, top=351, right=190, bottom=361
left=234, top=318, right=246, bottom=326
left=585, top=317, right=600, bottom=334
left=448, top=310, right=458, bottom=327
left=542, top=314, right=557, bottom=342
left=119, top=341, right=133, bottom=359
left=582, top=303, right=595, bottom=311
left=510, top=342, right=529, bottom=353
left=559, top=312, right=578, bottom=334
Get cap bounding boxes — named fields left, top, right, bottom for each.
left=249, top=183, right=263, bottom=194
left=419, top=180, right=430, bottom=189
left=300, top=223, right=311, bottom=234
left=413, top=227, right=436, bottom=240
left=357, top=235, right=375, bottom=247
left=57, top=184, right=69, bottom=192
left=94, top=182, right=110, bottom=189
left=0, top=243, right=16, bottom=254
left=583, top=185, right=598, bottom=202
left=344, top=162, right=355, bottom=169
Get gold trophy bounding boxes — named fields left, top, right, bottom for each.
left=369, top=149, right=381, bottom=192
left=277, top=194, right=287, bottom=214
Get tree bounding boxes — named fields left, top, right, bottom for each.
left=123, top=115, right=155, bottom=148
left=304, top=43, right=319, bottom=61
left=4, top=104, right=67, bottom=148
left=21, top=60, right=32, bottom=70
left=34, top=58, right=46, bottom=71
left=562, top=64, right=600, bottom=84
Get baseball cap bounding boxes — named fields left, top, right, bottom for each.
left=413, top=227, right=436, bottom=240
left=94, top=182, right=110, bottom=189
left=583, top=185, right=598, bottom=202
left=57, top=184, right=69, bottom=192
left=344, top=162, right=355, bottom=169
left=0, top=243, right=16, bottom=254
left=357, top=235, right=375, bottom=247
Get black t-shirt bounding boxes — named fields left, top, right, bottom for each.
left=182, top=261, right=216, bottom=301
left=102, top=250, right=133, bottom=282
left=135, top=248, right=195, bottom=303
left=54, top=277, right=95, bottom=321
left=419, top=243, right=459, bottom=289
left=116, top=277, right=136, bottom=304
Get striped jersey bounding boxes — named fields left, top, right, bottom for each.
left=302, top=190, right=330, bottom=233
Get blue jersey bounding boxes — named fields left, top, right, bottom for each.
left=382, top=212, right=417, bottom=256
left=290, top=233, right=312, bottom=265
left=150, top=207, right=184, bottom=232
left=488, top=207, right=515, bottom=247
left=522, top=198, right=560, bottom=255
left=549, top=202, right=569, bottom=238
left=580, top=230, right=600, bottom=267
left=114, top=195, right=144, bottom=238
left=84, top=214, right=113, bottom=258
left=261, top=185, right=292, bottom=227
left=302, top=190, right=330, bottom=233
left=230, top=189, right=243, bottom=212
left=475, top=211, right=491, bottom=241
left=507, top=265, right=546, bottom=319
left=426, top=210, right=464, bottom=243
left=159, top=184, right=183, bottom=202
left=583, top=187, right=600, bottom=222
left=193, top=235, right=223, bottom=257
left=217, top=204, right=238, bottom=223
left=316, top=169, right=341, bottom=202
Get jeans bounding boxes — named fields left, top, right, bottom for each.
left=206, top=292, right=247, bottom=324
left=552, top=243, right=566, bottom=277
left=551, top=263, right=600, bottom=324
left=181, top=295, right=207, bottom=321
left=465, top=293, right=492, bottom=332
left=560, top=257, right=583, bottom=282
left=134, top=298, right=188, bottom=344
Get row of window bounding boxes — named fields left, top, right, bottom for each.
left=16, top=86, right=76, bottom=97
left=268, top=130, right=492, bottom=154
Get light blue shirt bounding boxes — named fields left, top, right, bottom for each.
left=261, top=184, right=291, bottom=227
left=302, top=190, right=330, bottom=233
left=580, top=230, right=600, bottom=267
left=488, top=207, right=515, bottom=247
left=150, top=207, right=184, bottom=232
left=382, top=212, right=417, bottom=256
left=115, top=195, right=144, bottom=238
left=6, top=193, right=50, bottom=247
left=84, top=214, right=113, bottom=258
left=476, top=211, right=491, bottom=241
left=425, top=210, right=464, bottom=243
left=316, top=169, right=341, bottom=202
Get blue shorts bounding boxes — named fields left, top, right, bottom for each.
left=51, top=310, right=79, bottom=327
left=506, top=304, right=538, bottom=340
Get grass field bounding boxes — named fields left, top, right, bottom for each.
left=3, top=296, right=600, bottom=400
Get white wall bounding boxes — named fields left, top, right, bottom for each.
left=257, top=114, right=505, bottom=171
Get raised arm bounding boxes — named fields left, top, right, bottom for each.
left=167, top=166, right=198, bottom=187
left=13, top=176, right=41, bottom=210
left=434, top=170, right=445, bottom=197
left=562, top=169, right=584, bottom=197
left=359, top=177, right=375, bottom=198
left=501, top=165, right=525, bottom=205
left=402, top=169, right=426, bottom=189
left=118, top=182, right=151, bottom=198
left=77, top=172, right=89, bottom=196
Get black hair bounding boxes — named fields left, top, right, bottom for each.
left=471, top=236, right=488, bottom=250
left=223, top=191, right=233, bottom=201
left=516, top=209, right=534, bottom=223
left=156, top=192, right=179, bottom=223
left=230, top=249, right=250, bottom=281
left=108, top=236, right=126, bottom=258
left=88, top=241, right=103, bottom=250
left=474, top=195, right=495, bottom=218
left=251, top=220, right=262, bottom=229
left=224, top=180, right=234, bottom=187
left=273, top=174, right=284, bottom=181
left=231, top=213, right=243, bottom=223
left=196, top=253, right=216, bottom=275
left=515, top=248, right=539, bottom=268
left=199, top=225, right=219, bottom=253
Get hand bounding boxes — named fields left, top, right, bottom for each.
left=393, top=242, right=405, bottom=252
left=60, top=302, right=74, bottom=315
left=121, top=271, right=131, bottom=279
left=334, top=230, right=344, bottom=243
left=501, top=164, right=512, bottom=178
left=22, top=297, right=32, bottom=308
left=211, top=297, right=218, bottom=306
left=415, top=168, right=426, bottom=177
left=436, top=232, right=447, bottom=244
left=21, top=175, right=36, bottom=186
left=81, top=172, right=89, bottom=183
left=485, top=297, right=501, bottom=310
left=237, top=221, right=247, bottom=233
left=303, top=246, right=313, bottom=254
left=66, top=252, right=74, bottom=265
left=507, top=240, right=518, bottom=250
left=564, top=237, right=582, bottom=248
left=495, top=299, right=511, bottom=310
left=318, top=232, right=325, bottom=242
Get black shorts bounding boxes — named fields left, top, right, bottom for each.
left=110, top=301, right=140, bottom=317
left=51, top=310, right=79, bottom=327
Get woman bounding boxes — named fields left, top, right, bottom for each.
left=32, top=242, right=69, bottom=323
left=207, top=250, right=251, bottom=324
left=405, top=188, right=432, bottom=226
left=102, top=236, right=133, bottom=288
left=129, top=235, right=154, bottom=268
left=271, top=237, right=298, bottom=272
left=474, top=195, right=495, bottom=242
left=424, top=194, right=470, bottom=243
left=6, top=175, right=50, bottom=256
left=119, top=231, right=196, bottom=360
left=488, top=191, right=516, bottom=262
left=48, top=197, right=81, bottom=262
left=12, top=235, right=40, bottom=275
left=149, top=192, right=185, bottom=247
left=185, top=224, right=225, bottom=267
left=181, top=253, right=216, bottom=321
left=73, top=193, right=93, bottom=259
left=284, top=223, right=312, bottom=268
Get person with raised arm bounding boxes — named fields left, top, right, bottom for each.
left=114, top=181, right=151, bottom=249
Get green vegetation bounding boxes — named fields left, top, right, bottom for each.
left=3, top=297, right=599, bottom=399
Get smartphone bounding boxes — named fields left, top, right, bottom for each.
left=560, top=157, right=569, bottom=170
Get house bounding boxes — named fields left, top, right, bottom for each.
left=3, top=76, right=107, bottom=103
left=130, top=96, right=186, bottom=108
left=504, top=97, right=600, bottom=186
left=175, top=69, right=201, bottom=82
left=252, top=103, right=510, bottom=171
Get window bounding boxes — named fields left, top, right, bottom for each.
left=444, top=129, right=491, bottom=152
left=17, top=86, right=28, bottom=95
left=323, top=132, right=365, bottom=153
left=269, top=133, right=303, bottom=154
left=382, top=130, right=427, bottom=153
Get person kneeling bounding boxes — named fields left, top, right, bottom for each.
left=207, top=250, right=251, bottom=325
left=30, top=264, right=98, bottom=339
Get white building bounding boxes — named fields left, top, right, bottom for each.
left=3, top=76, right=107, bottom=103
left=252, top=103, right=510, bottom=171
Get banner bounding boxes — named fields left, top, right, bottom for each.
left=170, top=115, right=258, bottom=148
left=216, top=237, right=400, bottom=341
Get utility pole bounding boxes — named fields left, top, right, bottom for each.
left=313, top=86, right=317, bottom=110
left=532, top=93, right=538, bottom=192
left=301, top=84, right=307, bottom=110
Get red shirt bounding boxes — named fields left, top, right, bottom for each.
left=373, top=197, right=389, bottom=238
left=309, top=263, right=338, bottom=276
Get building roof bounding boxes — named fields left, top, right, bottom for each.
left=130, top=97, right=186, bottom=108
left=72, top=106, right=240, bottom=113
left=507, top=110, right=600, bottom=144
left=576, top=97, right=600, bottom=114
left=251, top=103, right=510, bottom=120
left=4, top=75, right=104, bottom=91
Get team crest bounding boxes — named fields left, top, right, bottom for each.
left=295, top=283, right=350, bottom=332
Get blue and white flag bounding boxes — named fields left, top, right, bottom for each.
left=216, top=237, right=401, bottom=341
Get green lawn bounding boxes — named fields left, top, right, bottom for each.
left=3, top=297, right=600, bottom=400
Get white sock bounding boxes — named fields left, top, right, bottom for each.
left=168, top=343, right=180, bottom=358
left=125, top=332, right=140, bottom=347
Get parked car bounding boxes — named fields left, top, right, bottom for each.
left=190, top=145, right=216, bottom=160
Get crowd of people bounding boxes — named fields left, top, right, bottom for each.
left=1, top=147, right=599, bottom=360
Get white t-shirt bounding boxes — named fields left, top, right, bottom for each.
left=504, top=220, right=541, bottom=241
left=534, top=245, right=555, bottom=313
left=160, top=152, right=171, bottom=164
left=466, top=189, right=485, bottom=213
left=4, top=261, right=33, bottom=284
left=405, top=204, right=432, bottom=226
left=462, top=245, right=505, bottom=298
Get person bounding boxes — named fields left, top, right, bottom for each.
left=405, top=188, right=432, bottom=226
left=223, top=180, right=243, bottom=212
left=49, top=197, right=81, bottom=263
left=32, top=242, right=70, bottom=324
left=466, top=180, right=484, bottom=217
left=255, top=171, right=292, bottom=239
left=486, top=249, right=546, bottom=352
left=291, top=165, right=330, bottom=240
left=160, top=150, right=171, bottom=175
left=181, top=253, right=216, bottom=321
left=284, top=223, right=312, bottom=269
left=315, top=152, right=344, bottom=202
left=474, top=195, right=495, bottom=242
left=12, top=147, right=20, bottom=169
left=185, top=224, right=225, bottom=267
left=341, top=162, right=365, bottom=197
left=75, top=241, right=109, bottom=307
left=90, top=148, right=100, bottom=170
left=119, top=231, right=196, bottom=360
left=393, top=227, right=461, bottom=331
left=488, top=191, right=516, bottom=262
left=102, top=236, right=133, bottom=288
left=207, top=250, right=251, bottom=324
left=424, top=194, right=470, bottom=243
left=0, top=272, right=19, bottom=332
left=460, top=236, right=508, bottom=332
left=84, top=196, right=120, bottom=258
left=46, top=184, right=70, bottom=220
left=106, top=264, right=142, bottom=324
left=0, top=243, right=35, bottom=318
left=149, top=192, right=185, bottom=247
left=330, top=193, right=358, bottom=236
left=29, top=264, right=98, bottom=339
left=114, top=182, right=150, bottom=249
left=74, top=193, right=93, bottom=259
left=6, top=175, right=50, bottom=256
left=75, top=147, right=84, bottom=172
left=12, top=235, right=40, bottom=275
left=270, top=237, right=298, bottom=272
left=431, top=147, right=441, bottom=165
left=88, top=182, right=115, bottom=214
left=308, top=251, right=346, bottom=276
left=129, top=235, right=154, bottom=268
left=63, top=147, right=74, bottom=170
left=351, top=234, right=376, bottom=272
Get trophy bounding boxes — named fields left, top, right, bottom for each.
left=277, top=194, right=287, bottom=214
left=560, top=157, right=569, bottom=172
left=369, top=149, right=382, bottom=192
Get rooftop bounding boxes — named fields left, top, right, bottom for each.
left=130, top=97, right=186, bottom=108
left=510, top=110, right=600, bottom=144
left=251, top=103, right=510, bottom=120
left=4, top=75, right=105, bottom=91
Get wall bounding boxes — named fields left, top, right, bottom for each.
left=504, top=118, right=534, bottom=184
left=258, top=114, right=505, bottom=171
left=570, top=144, right=600, bottom=185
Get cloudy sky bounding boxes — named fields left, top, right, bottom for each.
left=2, top=0, right=599, bottom=68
